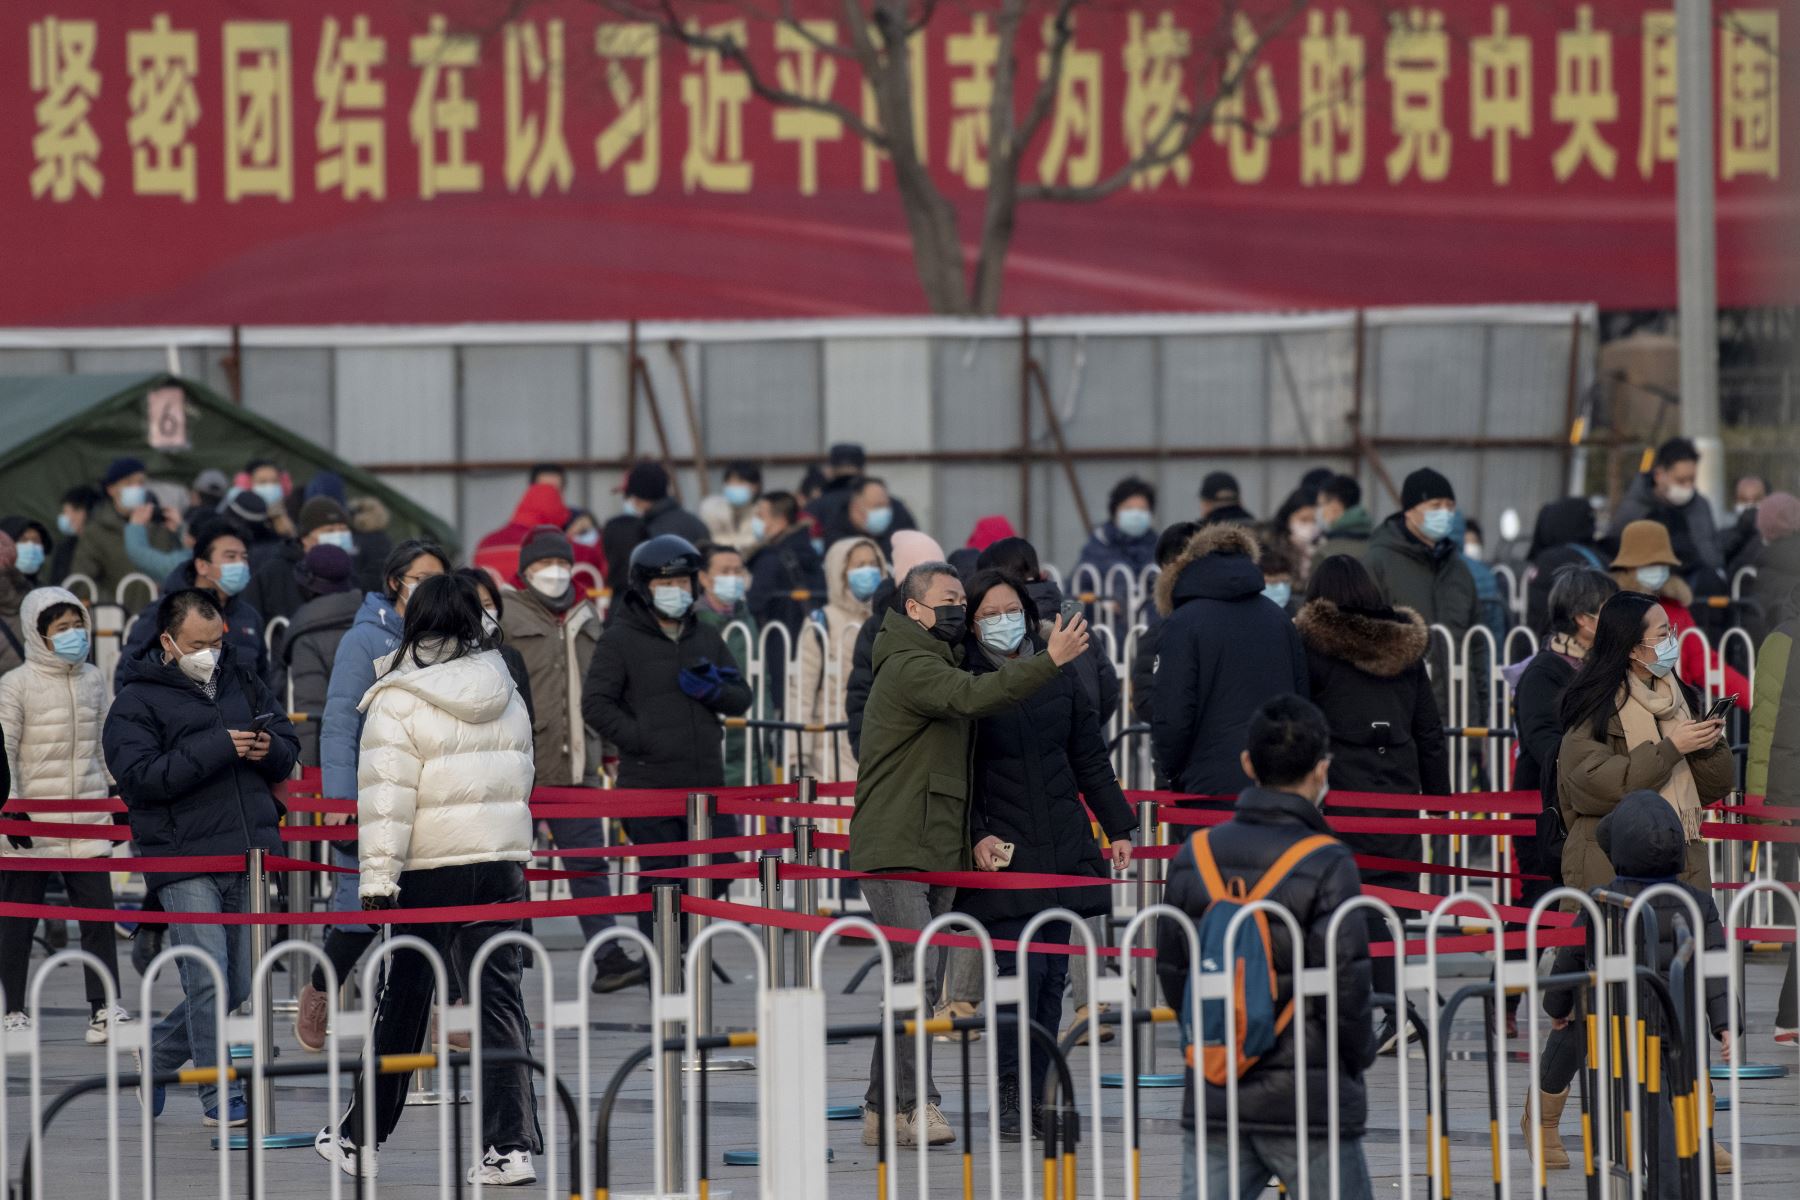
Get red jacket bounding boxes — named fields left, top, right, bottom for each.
left=1664, top=596, right=1750, bottom=711
left=474, top=485, right=607, bottom=588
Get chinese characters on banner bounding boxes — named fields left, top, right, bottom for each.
left=9, top=3, right=1790, bottom=323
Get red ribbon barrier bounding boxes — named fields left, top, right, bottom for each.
left=1708, top=803, right=1800, bottom=822
left=1351, top=854, right=1547, bottom=883
left=0, top=893, right=653, bottom=926
left=1361, top=884, right=1578, bottom=928
left=537, top=834, right=791, bottom=860
left=1155, top=807, right=1536, bottom=837
left=1701, top=822, right=1800, bottom=844
left=0, top=854, right=247, bottom=873
left=0, top=819, right=129, bottom=841
left=1, top=797, right=128, bottom=814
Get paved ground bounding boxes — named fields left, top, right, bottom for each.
left=4, top=915, right=1796, bottom=1198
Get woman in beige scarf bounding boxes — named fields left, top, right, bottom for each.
left=1555, top=591, right=1735, bottom=895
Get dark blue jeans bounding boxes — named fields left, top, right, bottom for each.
left=153, top=873, right=251, bottom=1111
left=339, top=862, right=542, bottom=1154
left=989, top=917, right=1070, bottom=1097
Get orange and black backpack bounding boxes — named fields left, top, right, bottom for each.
left=1180, top=829, right=1336, bottom=1087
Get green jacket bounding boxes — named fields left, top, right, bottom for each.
left=695, top=600, right=759, bottom=787
left=1317, top=505, right=1373, bottom=562
left=1748, top=620, right=1798, bottom=807
left=850, top=609, right=1060, bottom=872
left=68, top=503, right=175, bottom=610
left=1364, top=514, right=1479, bottom=719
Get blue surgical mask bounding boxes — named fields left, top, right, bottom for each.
left=1116, top=508, right=1154, bottom=538
left=712, top=575, right=747, bottom=605
left=652, top=585, right=693, bottom=619
left=622, top=497, right=641, bottom=518
left=1421, top=507, right=1456, bottom=541
left=316, top=529, right=355, bottom=552
left=1262, top=581, right=1292, bottom=608
left=217, top=561, right=251, bottom=596
left=50, top=627, right=88, bottom=664
left=811, top=537, right=826, bottom=556
left=977, top=611, right=1026, bottom=654
left=117, top=484, right=147, bottom=509
left=14, top=542, right=44, bottom=574
left=846, top=565, right=883, bottom=601
left=56, top=513, right=75, bottom=536
left=723, top=483, right=755, bottom=508
left=749, top=516, right=767, bottom=542
left=863, top=506, right=893, bottom=536
left=1636, top=565, right=1671, bottom=592
left=253, top=482, right=285, bottom=508
left=572, top=528, right=600, bottom=548
left=1646, top=635, right=1680, bottom=678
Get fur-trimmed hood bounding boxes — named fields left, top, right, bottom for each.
left=349, top=496, right=391, bottom=534
left=1294, top=598, right=1429, bottom=678
left=1154, top=523, right=1263, bottom=616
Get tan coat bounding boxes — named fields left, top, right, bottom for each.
left=500, top=589, right=601, bottom=786
left=1556, top=711, right=1734, bottom=894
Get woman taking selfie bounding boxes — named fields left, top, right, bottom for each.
left=1556, top=590, right=1734, bottom=895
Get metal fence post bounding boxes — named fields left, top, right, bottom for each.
left=794, top=816, right=818, bottom=990
left=238, top=849, right=312, bottom=1148
left=687, top=791, right=715, bottom=1035
left=1134, top=800, right=1158, bottom=1077
left=652, top=884, right=684, bottom=1192
left=759, top=853, right=785, bottom=990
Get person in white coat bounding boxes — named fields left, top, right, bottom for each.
left=0, top=587, right=131, bottom=1043
left=314, top=574, right=542, bottom=1186
left=794, top=535, right=888, bottom=781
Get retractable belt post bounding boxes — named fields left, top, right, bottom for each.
left=233, top=848, right=313, bottom=1148
left=760, top=852, right=785, bottom=990
left=688, top=790, right=717, bottom=1036
left=794, top=800, right=819, bottom=990
left=1134, top=798, right=1159, bottom=1078
left=652, top=883, right=684, bottom=1191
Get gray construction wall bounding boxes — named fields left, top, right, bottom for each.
left=0, top=306, right=1594, bottom=570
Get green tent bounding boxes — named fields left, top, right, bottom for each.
left=0, top=373, right=457, bottom=553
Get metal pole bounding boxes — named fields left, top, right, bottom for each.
left=794, top=814, right=818, bottom=990
left=759, top=853, right=785, bottom=990
left=1676, top=0, right=1724, bottom=510
left=247, top=849, right=278, bottom=1130
left=652, top=884, right=684, bottom=1192
left=1134, top=799, right=1158, bottom=1076
left=278, top=805, right=311, bottom=1015
left=687, top=791, right=715, bottom=1037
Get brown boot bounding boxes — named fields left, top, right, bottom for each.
left=1520, top=1088, right=1571, bottom=1170
left=1708, top=1091, right=1733, bottom=1174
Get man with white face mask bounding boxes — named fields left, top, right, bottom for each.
left=500, top=526, right=641, bottom=991
left=104, top=588, right=299, bottom=1128
left=1608, top=436, right=1726, bottom=593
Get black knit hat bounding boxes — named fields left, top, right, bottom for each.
left=1400, top=467, right=1456, bottom=511
left=622, top=461, right=669, bottom=502
left=519, top=524, right=573, bottom=575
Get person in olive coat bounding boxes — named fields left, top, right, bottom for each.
left=957, top=569, right=1137, bottom=1139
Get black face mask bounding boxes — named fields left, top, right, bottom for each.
left=925, top=605, right=966, bottom=644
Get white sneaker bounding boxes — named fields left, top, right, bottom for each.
left=86, top=1004, right=131, bottom=1045
left=1, top=1012, right=30, bottom=1035
left=468, top=1147, right=536, bottom=1186
left=314, top=1127, right=377, bottom=1178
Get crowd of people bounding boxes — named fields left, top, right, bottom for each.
left=0, top=434, right=1793, bottom=1187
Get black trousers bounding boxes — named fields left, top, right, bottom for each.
left=339, top=862, right=542, bottom=1154
left=543, top=815, right=619, bottom=944
left=988, top=917, right=1070, bottom=1095
left=0, top=867, right=119, bottom=1014
left=621, top=812, right=741, bottom=940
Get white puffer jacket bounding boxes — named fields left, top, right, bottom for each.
left=0, top=587, right=114, bottom=859
left=356, top=643, right=534, bottom=898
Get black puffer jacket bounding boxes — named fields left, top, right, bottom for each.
left=1024, top=578, right=1120, bottom=725
left=103, top=641, right=300, bottom=889
left=1511, top=646, right=1580, bottom=881
left=957, top=635, right=1137, bottom=924
left=581, top=589, right=753, bottom=789
left=279, top=588, right=362, bottom=765
left=1151, top=525, right=1308, bottom=797
left=1295, top=600, right=1448, bottom=884
left=1543, top=792, right=1729, bottom=1034
left=119, top=562, right=279, bottom=697
left=748, top=524, right=827, bottom=641
left=1157, top=786, right=1375, bottom=1133
left=845, top=579, right=905, bottom=758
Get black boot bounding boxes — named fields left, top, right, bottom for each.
left=590, top=945, right=649, bottom=994
left=997, top=1076, right=1022, bottom=1142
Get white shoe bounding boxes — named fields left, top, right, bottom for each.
left=86, top=1004, right=131, bottom=1045
left=468, top=1147, right=536, bottom=1186
left=314, top=1127, right=377, bottom=1178
left=2, top=1012, right=31, bottom=1035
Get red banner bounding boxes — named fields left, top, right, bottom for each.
left=8, top=1, right=1792, bottom=324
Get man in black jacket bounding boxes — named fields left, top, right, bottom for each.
left=1152, top=524, right=1308, bottom=800
left=582, top=536, right=753, bottom=940
left=1157, top=695, right=1375, bottom=1199
left=104, top=589, right=300, bottom=1127
left=601, top=463, right=711, bottom=609
left=117, top=524, right=279, bottom=697
left=746, top=490, right=826, bottom=640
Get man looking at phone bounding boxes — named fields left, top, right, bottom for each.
left=849, top=561, right=1090, bottom=1148
left=105, top=588, right=299, bottom=1128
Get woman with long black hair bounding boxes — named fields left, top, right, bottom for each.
left=315, top=573, right=542, bottom=1185
left=1556, top=589, right=1733, bottom=896
left=959, top=568, right=1137, bottom=1141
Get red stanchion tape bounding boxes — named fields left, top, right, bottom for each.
left=1352, top=854, right=1547, bottom=883
left=280, top=826, right=355, bottom=842
left=0, top=893, right=653, bottom=926
left=1, top=798, right=128, bottom=814
left=1702, top=822, right=1800, bottom=844
left=1155, top=807, right=1535, bottom=837
left=0, top=854, right=246, bottom=873
left=1361, top=884, right=1578, bottom=928
left=538, top=834, right=790, bottom=860
left=0, top=819, right=129, bottom=841
left=1371, top=928, right=1587, bottom=958
left=718, top=798, right=859, bottom=821
left=283, top=797, right=358, bottom=815
left=1709, top=804, right=1800, bottom=822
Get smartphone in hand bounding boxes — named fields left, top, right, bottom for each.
left=1703, top=695, right=1737, bottom=722
left=247, top=711, right=278, bottom=735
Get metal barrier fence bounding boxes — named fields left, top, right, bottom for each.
left=5, top=843, right=1795, bottom=1200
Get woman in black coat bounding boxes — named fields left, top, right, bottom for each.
left=1294, top=555, right=1448, bottom=1046
left=958, top=569, right=1138, bottom=1138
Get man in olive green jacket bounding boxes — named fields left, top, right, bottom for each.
left=1747, top=617, right=1799, bottom=1034
left=850, top=560, right=1088, bottom=1147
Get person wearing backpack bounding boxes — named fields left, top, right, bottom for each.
left=1156, top=695, right=1377, bottom=1200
